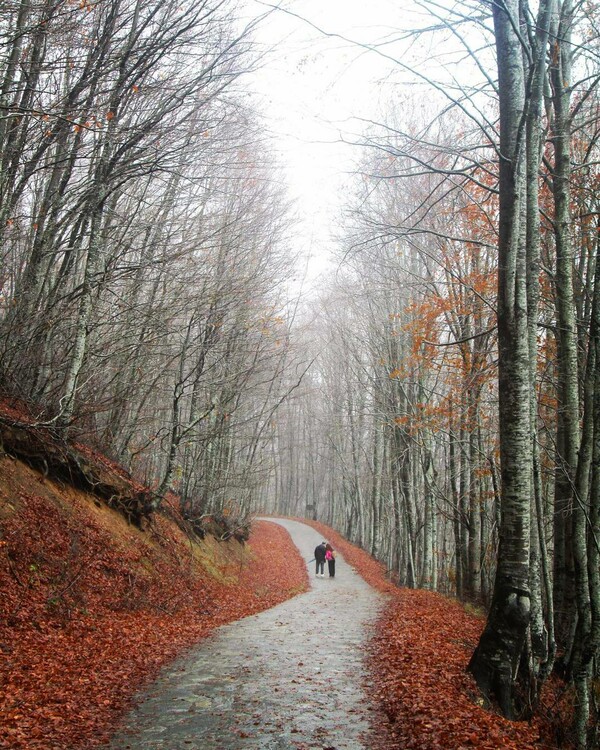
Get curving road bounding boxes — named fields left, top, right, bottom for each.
left=107, top=518, right=388, bottom=750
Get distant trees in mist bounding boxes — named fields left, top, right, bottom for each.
left=262, top=1, right=600, bottom=745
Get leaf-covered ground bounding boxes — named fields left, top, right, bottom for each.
left=305, top=519, right=563, bottom=750
left=1, top=459, right=567, bottom=750
left=0, top=458, right=308, bottom=750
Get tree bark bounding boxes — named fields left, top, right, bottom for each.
left=468, top=0, right=537, bottom=717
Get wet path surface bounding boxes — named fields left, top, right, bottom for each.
left=107, top=519, right=387, bottom=750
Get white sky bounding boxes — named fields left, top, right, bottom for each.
left=242, top=0, right=493, bottom=292
left=244, top=0, right=404, bottom=285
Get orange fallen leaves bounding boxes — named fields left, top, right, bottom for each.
left=0, top=428, right=567, bottom=750
left=302, top=518, right=560, bottom=750
left=0, top=482, right=308, bottom=750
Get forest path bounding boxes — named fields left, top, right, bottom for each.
left=107, top=518, right=387, bottom=750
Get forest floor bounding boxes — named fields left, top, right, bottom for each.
left=0, top=431, right=570, bottom=749
left=0, top=451, right=309, bottom=750
left=106, top=518, right=389, bottom=750
left=305, top=520, right=570, bottom=750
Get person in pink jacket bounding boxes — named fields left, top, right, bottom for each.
left=325, top=543, right=336, bottom=578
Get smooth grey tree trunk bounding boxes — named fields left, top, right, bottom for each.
left=468, top=0, right=541, bottom=717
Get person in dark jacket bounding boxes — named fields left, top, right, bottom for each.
left=314, top=541, right=327, bottom=577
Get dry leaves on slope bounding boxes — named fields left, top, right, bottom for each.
left=0, top=483, right=308, bottom=750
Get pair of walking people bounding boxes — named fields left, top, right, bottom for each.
left=314, top=541, right=336, bottom=578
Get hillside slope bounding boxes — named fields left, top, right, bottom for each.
left=0, top=453, right=308, bottom=750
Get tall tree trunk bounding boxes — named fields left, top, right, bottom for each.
left=370, top=417, right=383, bottom=557
left=449, top=410, right=464, bottom=597
left=422, top=441, right=436, bottom=589
left=586, top=224, right=600, bottom=744
left=467, top=393, right=482, bottom=599
left=550, top=0, right=580, bottom=659
left=549, top=4, right=592, bottom=745
left=60, top=201, right=106, bottom=425
left=525, top=0, right=556, bottom=694
left=468, top=0, right=540, bottom=717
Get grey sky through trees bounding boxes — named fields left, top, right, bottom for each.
left=244, top=0, right=496, bottom=286
left=245, top=0, right=403, bottom=284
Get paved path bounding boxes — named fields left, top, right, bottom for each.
left=107, top=518, right=387, bottom=750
